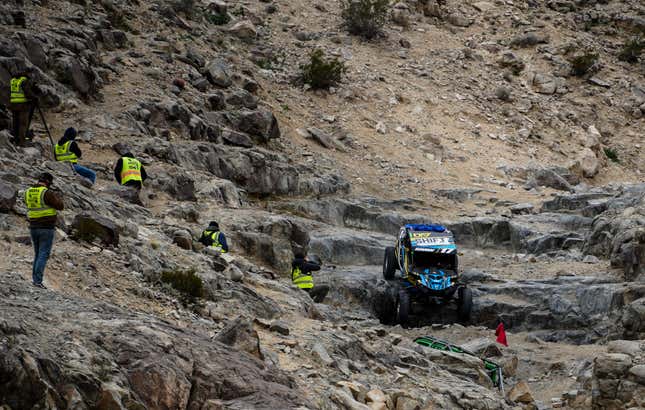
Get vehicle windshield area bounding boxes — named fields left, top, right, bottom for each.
left=411, top=252, right=457, bottom=271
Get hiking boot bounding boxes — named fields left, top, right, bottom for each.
left=32, top=282, right=47, bottom=289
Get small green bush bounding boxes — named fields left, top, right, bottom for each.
left=603, top=147, right=619, bottom=163
left=301, top=50, right=346, bottom=89
left=161, top=268, right=204, bottom=300
left=207, top=12, right=230, bottom=26
left=618, top=37, right=644, bottom=64
left=569, top=53, right=599, bottom=76
left=104, top=3, right=131, bottom=31
left=341, top=0, right=390, bottom=39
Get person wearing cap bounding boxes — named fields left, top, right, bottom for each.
left=198, top=221, right=229, bottom=253
left=113, top=152, right=147, bottom=189
left=291, top=251, right=329, bottom=303
left=24, top=172, right=64, bottom=289
left=55, top=127, right=96, bottom=184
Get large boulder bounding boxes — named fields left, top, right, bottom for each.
left=228, top=20, right=257, bottom=41
left=531, top=73, right=560, bottom=95
left=172, top=229, right=193, bottom=250
left=227, top=108, right=280, bottom=143
left=577, top=147, right=600, bottom=178
left=309, top=229, right=389, bottom=266
left=234, top=216, right=310, bottom=271
left=214, top=317, right=263, bottom=360
left=71, top=212, right=119, bottom=246
left=204, top=58, right=232, bottom=88
left=525, top=167, right=578, bottom=191
left=621, top=297, right=645, bottom=340
left=226, top=89, right=258, bottom=109
left=96, top=29, right=128, bottom=50
left=51, top=54, right=100, bottom=98
left=592, top=352, right=645, bottom=409
left=583, top=188, right=645, bottom=279
left=507, top=381, right=534, bottom=404
left=510, top=32, right=549, bottom=48
left=164, top=174, right=197, bottom=202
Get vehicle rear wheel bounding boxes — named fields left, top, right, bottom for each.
left=458, top=287, right=472, bottom=323
left=396, top=290, right=410, bottom=326
left=376, top=285, right=399, bottom=325
left=383, top=246, right=397, bottom=280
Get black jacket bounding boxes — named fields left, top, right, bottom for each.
left=199, top=227, right=229, bottom=252
left=292, top=257, right=321, bottom=275
left=57, top=134, right=81, bottom=158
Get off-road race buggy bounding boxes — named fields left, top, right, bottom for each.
left=380, top=224, right=472, bottom=326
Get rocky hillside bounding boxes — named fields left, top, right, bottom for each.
left=0, top=0, right=644, bottom=409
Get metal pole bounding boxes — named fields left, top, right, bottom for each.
left=498, top=368, right=505, bottom=395
left=35, top=102, right=55, bottom=159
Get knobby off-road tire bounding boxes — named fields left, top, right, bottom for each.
left=396, top=290, right=410, bottom=326
left=375, top=284, right=399, bottom=325
left=458, top=287, right=473, bottom=323
left=383, top=246, right=397, bottom=280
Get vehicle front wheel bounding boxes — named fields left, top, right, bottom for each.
left=458, top=287, right=472, bottom=323
left=396, top=290, right=410, bottom=326
left=383, top=246, right=397, bottom=280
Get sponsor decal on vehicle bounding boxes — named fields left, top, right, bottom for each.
left=412, top=236, right=454, bottom=245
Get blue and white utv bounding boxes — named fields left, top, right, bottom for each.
left=382, top=224, right=472, bottom=326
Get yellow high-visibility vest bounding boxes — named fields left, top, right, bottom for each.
left=10, top=77, right=28, bottom=104
left=54, top=141, right=78, bottom=163
left=202, top=230, right=226, bottom=253
left=292, top=266, right=314, bottom=289
left=120, top=157, right=142, bottom=185
left=24, top=186, right=56, bottom=219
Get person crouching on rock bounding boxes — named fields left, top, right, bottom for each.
left=55, top=127, right=96, bottom=184
left=24, top=172, right=64, bottom=289
left=199, top=221, right=229, bottom=253
left=291, top=252, right=329, bottom=303
left=113, top=152, right=147, bottom=189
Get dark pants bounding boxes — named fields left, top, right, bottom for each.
left=124, top=180, right=143, bottom=189
left=30, top=228, right=55, bottom=285
left=11, top=103, right=35, bottom=146
left=306, top=285, right=330, bottom=303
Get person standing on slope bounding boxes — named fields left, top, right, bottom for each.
left=9, top=70, right=36, bottom=146
left=24, top=172, right=64, bottom=289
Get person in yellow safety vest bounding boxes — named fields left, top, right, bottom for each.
left=291, top=252, right=329, bottom=303
left=113, top=152, right=147, bottom=189
left=55, top=127, right=96, bottom=184
left=199, top=221, right=229, bottom=253
left=9, top=71, right=36, bottom=146
left=24, top=172, right=64, bottom=289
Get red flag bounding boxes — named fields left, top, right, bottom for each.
left=495, top=322, right=508, bottom=346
